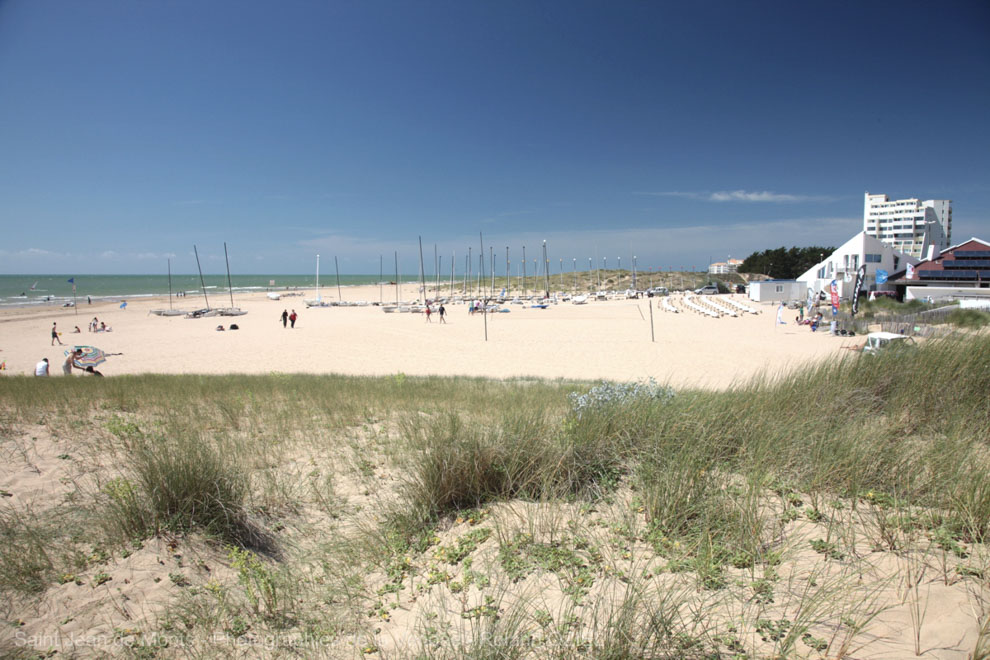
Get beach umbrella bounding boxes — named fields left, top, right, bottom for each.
left=65, top=345, right=107, bottom=368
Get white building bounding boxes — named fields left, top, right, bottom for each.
left=797, top=231, right=918, bottom=299
left=864, top=192, right=952, bottom=259
left=748, top=280, right=806, bottom=303
left=708, top=258, right=743, bottom=275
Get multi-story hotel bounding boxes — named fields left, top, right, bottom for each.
left=864, top=192, right=952, bottom=259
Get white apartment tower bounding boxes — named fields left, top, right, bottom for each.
left=864, top=192, right=952, bottom=259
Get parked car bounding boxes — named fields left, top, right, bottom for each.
left=695, top=285, right=718, bottom=295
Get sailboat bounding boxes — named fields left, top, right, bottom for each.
left=185, top=245, right=219, bottom=318
left=150, top=258, right=188, bottom=316
left=216, top=242, right=247, bottom=316
left=305, top=254, right=333, bottom=307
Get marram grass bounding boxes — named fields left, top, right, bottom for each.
left=1, top=335, right=989, bottom=658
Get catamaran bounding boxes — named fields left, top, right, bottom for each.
left=185, top=245, right=220, bottom=318
left=150, top=258, right=189, bottom=316
left=215, top=242, right=247, bottom=316
left=305, top=254, right=333, bottom=307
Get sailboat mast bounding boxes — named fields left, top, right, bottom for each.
left=167, top=258, right=173, bottom=311
left=334, top=256, right=342, bottom=302
left=394, top=252, right=399, bottom=305
left=316, top=254, right=321, bottom=302
left=479, top=232, right=488, bottom=341
left=543, top=240, right=550, bottom=298
left=418, top=236, right=426, bottom=303
left=522, top=246, right=527, bottom=296
left=194, top=245, right=210, bottom=310
left=224, top=242, right=234, bottom=309
left=379, top=255, right=383, bottom=305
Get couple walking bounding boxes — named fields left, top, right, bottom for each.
left=280, top=309, right=298, bottom=329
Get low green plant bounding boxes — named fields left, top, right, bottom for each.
left=228, top=546, right=280, bottom=619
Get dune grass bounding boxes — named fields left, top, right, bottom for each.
left=1, top=335, right=988, bottom=657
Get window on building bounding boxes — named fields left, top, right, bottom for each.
left=775, top=285, right=783, bottom=293
left=866, top=254, right=882, bottom=263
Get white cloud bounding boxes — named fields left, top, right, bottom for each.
left=100, top=250, right=118, bottom=259
left=710, top=190, right=803, bottom=202
left=135, top=251, right=178, bottom=260
left=636, top=190, right=834, bottom=203
left=17, top=247, right=62, bottom=257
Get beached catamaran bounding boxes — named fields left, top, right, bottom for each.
left=216, top=242, right=246, bottom=316
left=150, top=258, right=188, bottom=316
left=305, top=254, right=332, bottom=307
left=184, top=245, right=218, bottom=318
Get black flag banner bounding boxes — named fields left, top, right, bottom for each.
left=851, top=265, right=867, bottom=315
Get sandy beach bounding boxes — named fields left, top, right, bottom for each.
left=0, top=286, right=862, bottom=388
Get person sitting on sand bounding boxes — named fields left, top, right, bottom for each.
left=73, top=326, right=81, bottom=333
left=35, top=358, right=50, bottom=377
left=84, top=366, right=103, bottom=377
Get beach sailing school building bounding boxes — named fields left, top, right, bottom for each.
left=890, top=237, right=990, bottom=302
left=796, top=231, right=918, bottom=300
left=747, top=279, right=806, bottom=303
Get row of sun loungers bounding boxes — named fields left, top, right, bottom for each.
left=681, top=293, right=719, bottom=318
left=724, top=297, right=759, bottom=314
left=673, top=293, right=762, bottom=319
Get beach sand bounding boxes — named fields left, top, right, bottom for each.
left=0, top=286, right=861, bottom=388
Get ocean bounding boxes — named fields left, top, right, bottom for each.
left=0, top=274, right=415, bottom=308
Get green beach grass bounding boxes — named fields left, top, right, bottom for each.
left=1, top=335, right=988, bottom=657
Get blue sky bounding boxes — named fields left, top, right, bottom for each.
left=1, top=0, right=987, bottom=275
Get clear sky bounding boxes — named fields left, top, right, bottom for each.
left=1, top=0, right=987, bottom=275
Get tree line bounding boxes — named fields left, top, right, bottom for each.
left=739, top=246, right=834, bottom=279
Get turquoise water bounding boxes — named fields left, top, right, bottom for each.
left=0, top=274, right=415, bottom=308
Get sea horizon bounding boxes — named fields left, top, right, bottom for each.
left=0, top=274, right=423, bottom=308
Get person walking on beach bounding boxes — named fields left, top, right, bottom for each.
left=280, top=309, right=288, bottom=328
left=425, top=305, right=432, bottom=323
left=51, top=322, right=63, bottom=345
left=289, top=309, right=297, bottom=328
left=438, top=304, right=446, bottom=324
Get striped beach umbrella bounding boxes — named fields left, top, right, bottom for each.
left=65, top=345, right=107, bottom=368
